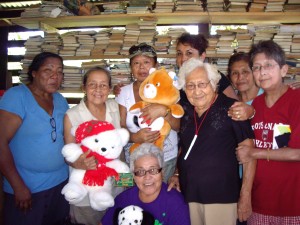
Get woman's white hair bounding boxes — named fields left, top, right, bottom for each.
left=177, top=58, right=221, bottom=92
left=129, top=143, right=164, bottom=172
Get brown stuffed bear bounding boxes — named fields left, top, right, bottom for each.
left=129, top=68, right=184, bottom=152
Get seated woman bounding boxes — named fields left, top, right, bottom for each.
left=100, top=143, right=191, bottom=225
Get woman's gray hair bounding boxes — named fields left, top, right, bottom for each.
left=177, top=58, right=221, bottom=92
left=129, top=143, right=164, bottom=172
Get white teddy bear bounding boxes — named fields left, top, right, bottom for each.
left=61, top=120, right=130, bottom=211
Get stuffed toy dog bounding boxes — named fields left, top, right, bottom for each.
left=113, top=205, right=155, bottom=225
left=129, top=68, right=184, bottom=152
left=61, top=120, right=130, bottom=211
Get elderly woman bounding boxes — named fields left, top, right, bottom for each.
left=0, top=52, right=69, bottom=225
left=168, top=58, right=256, bottom=225
left=101, top=143, right=190, bottom=225
left=64, top=67, right=122, bottom=225
left=236, top=40, right=300, bottom=225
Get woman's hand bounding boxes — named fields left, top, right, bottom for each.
left=140, top=103, right=169, bottom=125
left=236, top=144, right=255, bottom=164
left=167, top=175, right=181, bottom=192
left=237, top=192, right=252, bottom=222
left=14, top=184, right=32, bottom=212
left=70, top=150, right=97, bottom=170
left=289, top=81, right=300, bottom=90
left=228, top=102, right=254, bottom=121
left=113, top=83, right=125, bottom=97
left=133, top=128, right=160, bottom=144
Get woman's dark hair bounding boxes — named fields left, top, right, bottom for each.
left=227, top=52, right=250, bottom=77
left=82, top=66, right=112, bottom=88
left=27, top=52, right=63, bottom=82
left=128, top=43, right=158, bottom=65
left=249, top=40, right=286, bottom=68
left=176, top=33, right=209, bottom=55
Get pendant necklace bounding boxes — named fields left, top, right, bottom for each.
left=184, top=95, right=216, bottom=160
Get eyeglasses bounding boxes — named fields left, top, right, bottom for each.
left=129, top=43, right=157, bottom=58
left=86, top=83, right=109, bottom=90
left=185, top=81, right=211, bottom=90
left=230, top=69, right=252, bottom=78
left=134, top=168, right=162, bottom=177
left=50, top=117, right=56, bottom=142
left=252, top=63, right=278, bottom=73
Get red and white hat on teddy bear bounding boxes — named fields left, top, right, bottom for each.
left=75, top=120, right=115, bottom=143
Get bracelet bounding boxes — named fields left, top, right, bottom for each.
left=164, top=108, right=171, bottom=117
left=267, top=148, right=270, bottom=162
left=248, top=109, right=256, bottom=120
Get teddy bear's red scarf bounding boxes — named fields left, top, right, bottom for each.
left=81, top=145, right=119, bottom=186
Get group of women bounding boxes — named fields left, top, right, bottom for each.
left=0, top=32, right=299, bottom=225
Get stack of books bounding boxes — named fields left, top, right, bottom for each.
left=42, top=33, right=61, bottom=54
left=127, top=0, right=152, bottom=14
left=225, top=0, right=250, bottom=12
left=166, top=27, right=187, bottom=55
left=248, top=0, right=267, bottom=12
left=207, top=36, right=219, bottom=56
left=105, top=29, right=125, bottom=55
left=234, top=29, right=253, bottom=52
left=291, top=34, right=300, bottom=55
left=216, top=30, right=236, bottom=55
left=175, top=0, right=203, bottom=12
left=109, top=61, right=132, bottom=87
left=92, top=28, right=112, bottom=56
left=284, top=0, right=300, bottom=11
left=60, top=32, right=79, bottom=57
left=21, top=1, right=72, bottom=18
left=101, top=1, right=126, bottom=14
left=265, top=0, right=285, bottom=11
left=138, top=18, right=157, bottom=45
left=273, top=32, right=293, bottom=54
left=206, top=0, right=225, bottom=11
left=121, top=23, right=140, bottom=55
left=154, top=35, right=172, bottom=55
left=61, top=66, right=84, bottom=90
left=24, top=36, right=43, bottom=59
left=154, top=0, right=176, bottom=13
left=19, top=59, right=33, bottom=84
left=76, top=31, right=96, bottom=56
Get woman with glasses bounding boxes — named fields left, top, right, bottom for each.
left=168, top=58, right=256, bottom=225
left=115, top=43, right=180, bottom=184
left=64, top=66, right=123, bottom=225
left=0, top=52, right=70, bottom=225
left=100, top=143, right=190, bottom=225
left=236, top=40, right=300, bottom=225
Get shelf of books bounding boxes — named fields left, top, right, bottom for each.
left=8, top=11, right=300, bottom=30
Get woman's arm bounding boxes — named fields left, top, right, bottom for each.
left=119, top=104, right=160, bottom=144
left=63, top=114, right=96, bottom=170
left=237, top=138, right=256, bottom=222
left=0, top=109, right=32, bottom=212
left=223, top=85, right=238, bottom=100
left=236, top=144, right=300, bottom=163
left=140, top=103, right=181, bottom=131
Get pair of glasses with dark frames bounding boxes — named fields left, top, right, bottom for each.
left=134, top=168, right=162, bottom=177
left=129, top=43, right=157, bottom=56
left=50, top=117, right=56, bottom=142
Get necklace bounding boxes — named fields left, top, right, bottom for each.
left=184, top=95, right=216, bottom=160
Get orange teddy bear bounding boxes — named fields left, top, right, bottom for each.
left=129, top=68, right=184, bottom=152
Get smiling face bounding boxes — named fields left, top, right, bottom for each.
left=83, top=70, right=110, bottom=106
left=185, top=67, right=216, bottom=112
left=176, top=42, right=205, bottom=68
left=230, top=60, right=255, bottom=93
left=133, top=155, right=163, bottom=203
left=31, top=57, right=63, bottom=93
left=130, top=55, right=156, bottom=83
left=252, top=53, right=288, bottom=92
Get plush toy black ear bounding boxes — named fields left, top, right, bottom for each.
left=113, top=207, right=122, bottom=225
left=141, top=210, right=155, bottom=225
